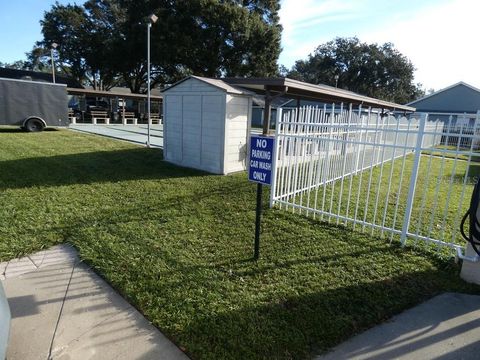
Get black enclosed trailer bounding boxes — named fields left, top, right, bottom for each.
left=0, top=77, right=69, bottom=132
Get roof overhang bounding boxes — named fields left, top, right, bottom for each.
left=67, top=88, right=162, bottom=101
left=407, top=81, right=480, bottom=106
left=223, top=77, right=415, bottom=112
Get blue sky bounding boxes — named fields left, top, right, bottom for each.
left=0, top=0, right=70, bottom=62
left=1, top=0, right=479, bottom=90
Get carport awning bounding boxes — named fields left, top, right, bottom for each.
left=67, top=88, right=162, bottom=101
left=223, top=77, right=415, bottom=112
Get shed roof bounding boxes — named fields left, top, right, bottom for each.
left=224, top=77, right=415, bottom=112
left=162, top=75, right=254, bottom=95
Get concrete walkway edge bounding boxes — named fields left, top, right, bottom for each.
left=1, top=245, right=189, bottom=360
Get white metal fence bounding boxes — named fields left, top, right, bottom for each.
left=271, top=106, right=480, bottom=258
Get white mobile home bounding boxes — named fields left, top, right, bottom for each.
left=162, top=76, right=253, bottom=174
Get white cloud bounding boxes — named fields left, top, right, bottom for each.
left=279, top=0, right=480, bottom=91
left=362, top=0, right=480, bottom=90
left=279, top=0, right=358, bottom=48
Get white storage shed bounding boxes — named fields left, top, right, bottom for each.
left=162, top=76, right=253, bottom=174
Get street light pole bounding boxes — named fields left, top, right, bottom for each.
left=147, top=14, right=158, bottom=148
left=334, top=74, right=339, bottom=88
left=51, top=43, right=58, bottom=84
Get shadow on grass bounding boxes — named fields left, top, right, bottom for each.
left=182, top=269, right=480, bottom=360
left=0, top=127, right=59, bottom=133
left=4, top=182, right=476, bottom=360
left=454, top=162, right=480, bottom=184
left=0, top=148, right=208, bottom=190
left=61, top=203, right=480, bottom=360
left=466, top=162, right=480, bottom=179
left=0, top=127, right=25, bottom=133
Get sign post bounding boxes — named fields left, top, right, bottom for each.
left=248, top=135, right=275, bottom=260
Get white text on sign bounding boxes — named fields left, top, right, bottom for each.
left=248, top=135, right=275, bottom=186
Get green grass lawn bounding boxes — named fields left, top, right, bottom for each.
left=1, top=127, right=479, bottom=359
left=422, top=144, right=480, bottom=162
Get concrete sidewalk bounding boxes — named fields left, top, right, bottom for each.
left=1, top=245, right=189, bottom=360
left=69, top=124, right=262, bottom=149
left=316, top=292, right=480, bottom=360
left=69, top=124, right=164, bottom=148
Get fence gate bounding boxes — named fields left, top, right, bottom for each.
left=271, top=105, right=480, bottom=257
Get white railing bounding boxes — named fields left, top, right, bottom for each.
left=271, top=106, right=480, bottom=258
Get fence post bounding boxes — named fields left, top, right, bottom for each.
left=400, top=113, right=427, bottom=246
left=354, top=106, right=362, bottom=173
left=270, top=108, right=282, bottom=208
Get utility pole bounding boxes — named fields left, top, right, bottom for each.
left=51, top=43, right=58, bottom=84
left=147, top=14, right=158, bottom=147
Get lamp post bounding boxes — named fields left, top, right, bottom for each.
left=147, top=14, right=158, bottom=148
left=51, top=43, right=58, bottom=84
left=334, top=74, right=339, bottom=88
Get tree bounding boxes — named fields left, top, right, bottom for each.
left=287, top=37, right=424, bottom=104
left=24, top=47, right=52, bottom=72
left=1, top=50, right=59, bottom=74
left=37, top=0, right=282, bottom=92
left=38, top=1, right=121, bottom=90
left=0, top=60, right=28, bottom=70
left=108, top=0, right=282, bottom=91
left=174, top=0, right=282, bottom=78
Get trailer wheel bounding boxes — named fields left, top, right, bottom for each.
left=24, top=118, right=45, bottom=132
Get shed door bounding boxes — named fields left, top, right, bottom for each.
left=182, top=96, right=202, bottom=167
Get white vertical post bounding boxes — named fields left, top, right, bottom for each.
left=270, top=108, right=282, bottom=208
left=51, top=48, right=56, bottom=84
left=354, top=107, right=362, bottom=173
left=51, top=43, right=58, bottom=84
left=147, top=22, right=152, bottom=147
left=400, top=113, right=427, bottom=246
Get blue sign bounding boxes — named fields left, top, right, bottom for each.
left=248, top=135, right=275, bottom=185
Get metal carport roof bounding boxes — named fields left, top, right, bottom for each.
left=223, top=77, right=415, bottom=112
left=67, top=87, right=162, bottom=101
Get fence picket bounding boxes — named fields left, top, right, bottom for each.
left=271, top=105, right=479, bottom=257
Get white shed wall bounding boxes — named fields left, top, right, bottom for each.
left=200, top=95, right=225, bottom=172
left=181, top=95, right=202, bottom=168
left=224, top=95, right=251, bottom=173
left=164, top=79, right=227, bottom=174
left=163, top=77, right=251, bottom=175
left=164, top=95, right=183, bottom=163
